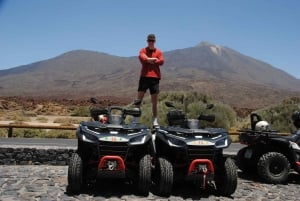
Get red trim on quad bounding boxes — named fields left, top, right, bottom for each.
left=188, top=159, right=214, bottom=190
left=98, top=156, right=126, bottom=171
left=296, top=161, right=300, bottom=167
left=188, top=159, right=214, bottom=174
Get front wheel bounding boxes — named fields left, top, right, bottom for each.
left=137, top=154, right=152, bottom=195
left=257, top=152, right=290, bottom=184
left=155, top=157, right=173, bottom=196
left=215, top=157, right=237, bottom=196
left=68, top=153, right=84, bottom=193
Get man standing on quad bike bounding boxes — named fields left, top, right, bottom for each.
left=134, top=34, right=164, bottom=128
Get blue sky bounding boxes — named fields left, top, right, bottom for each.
left=0, top=0, right=299, bottom=78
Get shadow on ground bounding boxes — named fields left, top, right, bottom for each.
left=65, top=179, right=232, bottom=200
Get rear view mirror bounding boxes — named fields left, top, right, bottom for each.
left=165, top=101, right=175, bottom=108
left=206, top=104, right=214, bottom=109
left=124, top=108, right=141, bottom=117
left=133, top=99, right=142, bottom=106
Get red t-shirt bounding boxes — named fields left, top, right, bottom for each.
left=139, top=47, right=164, bottom=79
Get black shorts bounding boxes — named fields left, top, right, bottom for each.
left=138, top=77, right=160, bottom=94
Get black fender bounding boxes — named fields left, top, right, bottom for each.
left=254, top=139, right=296, bottom=167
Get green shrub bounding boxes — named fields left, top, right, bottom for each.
left=196, top=103, right=236, bottom=130
left=53, top=118, right=83, bottom=124
left=23, top=129, right=45, bottom=138
left=10, top=128, right=76, bottom=138
left=36, top=116, right=48, bottom=123
left=238, top=97, right=300, bottom=133
left=254, top=103, right=300, bottom=133
left=12, top=128, right=46, bottom=138
left=43, top=130, right=76, bottom=138
left=137, top=91, right=236, bottom=129
left=70, top=106, right=89, bottom=117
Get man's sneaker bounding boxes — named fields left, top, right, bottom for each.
left=153, top=122, right=160, bottom=129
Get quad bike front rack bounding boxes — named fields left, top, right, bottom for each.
left=187, top=159, right=214, bottom=189
left=97, top=156, right=126, bottom=178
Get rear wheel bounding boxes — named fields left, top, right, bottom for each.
left=156, top=157, right=173, bottom=196
left=68, top=153, right=84, bottom=193
left=137, top=154, right=151, bottom=195
left=257, top=152, right=290, bottom=184
left=215, top=157, right=237, bottom=196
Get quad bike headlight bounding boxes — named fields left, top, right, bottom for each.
left=167, top=134, right=186, bottom=147
left=215, top=136, right=230, bottom=148
left=78, top=126, right=98, bottom=142
left=83, top=131, right=98, bottom=142
left=129, top=134, right=147, bottom=145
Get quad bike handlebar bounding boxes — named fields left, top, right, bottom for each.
left=198, top=114, right=215, bottom=122
left=89, top=97, right=141, bottom=123
left=165, top=101, right=215, bottom=128
left=165, top=101, right=215, bottom=122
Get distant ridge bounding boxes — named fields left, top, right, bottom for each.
left=0, top=42, right=299, bottom=109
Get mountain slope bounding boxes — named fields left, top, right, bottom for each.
left=163, top=42, right=300, bottom=90
left=0, top=50, right=140, bottom=97
left=0, top=42, right=299, bottom=108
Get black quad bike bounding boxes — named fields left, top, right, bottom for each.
left=153, top=102, right=237, bottom=196
left=67, top=98, right=153, bottom=194
left=237, top=112, right=300, bottom=184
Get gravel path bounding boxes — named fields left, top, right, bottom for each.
left=0, top=165, right=300, bottom=201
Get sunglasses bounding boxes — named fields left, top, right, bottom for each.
left=147, top=40, right=155, bottom=42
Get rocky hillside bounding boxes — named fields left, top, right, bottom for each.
left=0, top=42, right=299, bottom=109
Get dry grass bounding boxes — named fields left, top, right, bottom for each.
left=0, top=128, right=7, bottom=137
left=11, top=121, right=29, bottom=125
left=43, top=130, right=76, bottom=138
left=23, top=111, right=37, bottom=117
left=5, top=128, right=76, bottom=138
left=53, top=117, right=88, bottom=124
left=36, top=116, right=48, bottom=123
left=1, top=111, right=30, bottom=122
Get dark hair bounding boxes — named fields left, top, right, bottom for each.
left=147, top=34, right=156, bottom=41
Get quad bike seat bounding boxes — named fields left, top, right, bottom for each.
left=108, top=115, right=123, bottom=125
left=167, top=110, right=187, bottom=128
left=250, top=113, right=262, bottom=130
